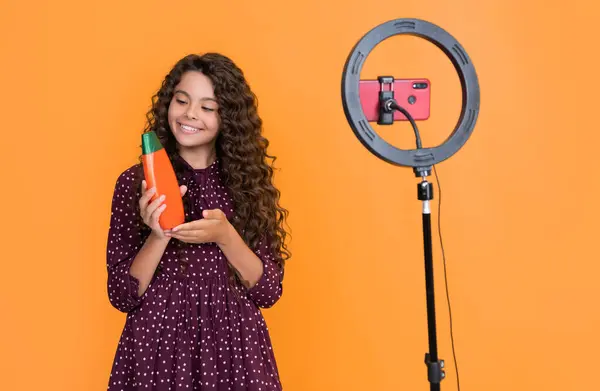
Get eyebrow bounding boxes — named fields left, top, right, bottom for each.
left=174, top=89, right=217, bottom=102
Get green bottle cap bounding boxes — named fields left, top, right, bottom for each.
left=141, top=131, right=163, bottom=154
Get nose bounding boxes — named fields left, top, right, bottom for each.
left=185, top=106, right=198, bottom=120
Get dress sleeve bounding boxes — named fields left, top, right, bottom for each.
left=106, top=166, right=147, bottom=313
left=246, top=236, right=284, bottom=309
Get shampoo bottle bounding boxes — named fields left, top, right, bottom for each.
left=141, top=131, right=185, bottom=230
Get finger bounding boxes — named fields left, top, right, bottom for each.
left=139, top=183, right=152, bottom=222
left=180, top=185, right=188, bottom=197
left=140, top=180, right=150, bottom=201
left=170, top=230, right=198, bottom=239
left=146, top=194, right=166, bottom=218
left=171, top=221, right=192, bottom=232
left=202, top=209, right=223, bottom=220
left=171, top=230, right=205, bottom=241
left=171, top=220, right=205, bottom=232
left=139, top=186, right=157, bottom=207
left=150, top=203, right=167, bottom=225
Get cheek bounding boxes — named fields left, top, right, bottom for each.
left=167, top=105, right=176, bottom=123
left=209, top=114, right=221, bottom=132
left=168, top=104, right=184, bottom=122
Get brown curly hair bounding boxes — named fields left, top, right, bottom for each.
left=132, top=52, right=291, bottom=289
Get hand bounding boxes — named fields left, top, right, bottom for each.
left=166, top=209, right=233, bottom=245
left=139, top=179, right=187, bottom=239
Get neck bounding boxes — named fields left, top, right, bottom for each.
left=177, top=144, right=217, bottom=169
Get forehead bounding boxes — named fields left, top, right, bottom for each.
left=175, top=71, right=215, bottom=100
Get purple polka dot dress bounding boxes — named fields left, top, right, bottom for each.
left=105, top=156, right=284, bottom=390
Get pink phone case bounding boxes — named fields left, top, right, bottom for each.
left=359, top=79, right=431, bottom=122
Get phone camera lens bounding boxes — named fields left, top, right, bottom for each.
left=408, top=95, right=416, bottom=105
left=412, top=83, right=428, bottom=89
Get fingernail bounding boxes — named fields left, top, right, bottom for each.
left=160, top=194, right=166, bottom=200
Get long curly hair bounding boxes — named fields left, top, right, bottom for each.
left=133, top=53, right=291, bottom=289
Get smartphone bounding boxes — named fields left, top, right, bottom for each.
left=359, top=78, right=431, bottom=122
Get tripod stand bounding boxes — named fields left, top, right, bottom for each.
left=341, top=19, right=479, bottom=391
left=415, top=166, right=445, bottom=391
left=378, top=76, right=446, bottom=389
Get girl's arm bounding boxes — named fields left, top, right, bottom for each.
left=219, top=226, right=284, bottom=309
left=106, top=166, right=161, bottom=313
left=128, top=233, right=170, bottom=296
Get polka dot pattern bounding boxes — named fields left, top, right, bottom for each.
left=106, top=156, right=284, bottom=390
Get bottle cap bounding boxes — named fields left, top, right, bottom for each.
left=141, top=131, right=163, bottom=154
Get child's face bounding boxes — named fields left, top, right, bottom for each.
left=167, top=70, right=220, bottom=151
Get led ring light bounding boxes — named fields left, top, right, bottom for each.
left=341, top=18, right=480, bottom=170
left=341, top=18, right=480, bottom=390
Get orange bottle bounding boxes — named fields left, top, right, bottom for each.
left=141, top=131, right=185, bottom=230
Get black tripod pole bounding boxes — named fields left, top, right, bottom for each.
left=376, top=85, right=448, bottom=389
left=415, top=166, right=445, bottom=391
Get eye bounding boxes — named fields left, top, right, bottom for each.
left=176, top=99, right=187, bottom=105
left=202, top=107, right=215, bottom=112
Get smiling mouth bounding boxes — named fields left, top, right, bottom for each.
left=178, top=122, right=202, bottom=134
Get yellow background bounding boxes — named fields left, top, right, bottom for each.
left=1, top=0, right=599, bottom=390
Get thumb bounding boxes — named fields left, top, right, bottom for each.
left=180, top=185, right=188, bottom=197
left=202, top=209, right=222, bottom=220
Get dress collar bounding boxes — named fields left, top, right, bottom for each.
left=172, top=154, right=220, bottom=184
left=172, top=154, right=217, bottom=171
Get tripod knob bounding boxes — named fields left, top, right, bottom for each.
left=418, top=180, right=434, bottom=201
left=424, top=353, right=446, bottom=383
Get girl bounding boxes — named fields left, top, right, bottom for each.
left=106, top=53, right=290, bottom=390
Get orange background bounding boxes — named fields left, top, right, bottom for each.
left=1, top=0, right=599, bottom=390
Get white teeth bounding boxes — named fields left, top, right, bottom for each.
left=180, top=124, right=199, bottom=133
